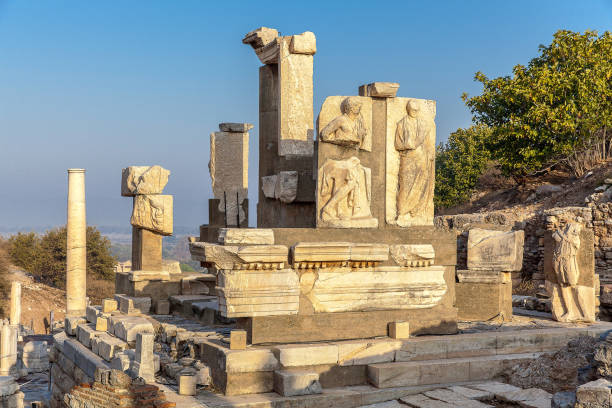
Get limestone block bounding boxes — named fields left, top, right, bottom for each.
left=261, top=175, right=277, bottom=199
left=457, top=269, right=509, bottom=284
left=76, top=324, right=100, bottom=348
left=301, top=266, right=447, bottom=313
left=385, top=97, right=436, bottom=227
left=242, top=27, right=278, bottom=51
left=217, top=269, right=299, bottom=318
left=95, top=317, right=108, bottom=332
left=337, top=339, right=402, bottom=366
left=275, top=171, right=298, bottom=203
left=121, top=165, right=170, bottom=196
left=163, top=259, right=182, bottom=274
left=575, top=379, right=611, bottom=407
left=189, top=242, right=288, bottom=269
left=273, top=344, right=338, bottom=367
left=292, top=242, right=389, bottom=263
left=219, top=123, right=254, bottom=133
left=86, top=306, right=100, bottom=324
left=115, top=294, right=151, bottom=315
left=63, top=317, right=85, bottom=337
left=95, top=334, right=127, bottom=362
left=360, top=402, right=405, bottom=408
left=111, top=316, right=154, bottom=343
left=194, top=362, right=211, bottom=385
left=218, top=228, right=274, bottom=245
left=224, top=349, right=280, bottom=374
left=130, top=333, right=154, bottom=381
left=318, top=96, right=372, bottom=151
left=110, top=352, right=132, bottom=371
left=390, top=245, right=435, bottom=267
left=358, top=82, right=400, bottom=98
left=101, top=299, right=118, bottom=313
left=0, top=376, right=18, bottom=397
left=209, top=131, right=249, bottom=226
left=178, top=374, right=196, bottom=396
left=289, top=32, right=316, bottom=55
left=274, top=369, right=322, bottom=397
left=230, top=330, right=247, bottom=350
left=278, top=36, right=314, bottom=156
left=130, top=194, right=173, bottom=236
left=317, top=157, right=378, bottom=228
left=467, top=228, right=524, bottom=271
left=388, top=322, right=410, bottom=339
left=155, top=300, right=170, bottom=315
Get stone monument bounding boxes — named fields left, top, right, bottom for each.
left=546, top=223, right=596, bottom=322
left=191, top=28, right=458, bottom=345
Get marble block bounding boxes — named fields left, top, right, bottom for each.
left=467, top=228, right=524, bottom=271
left=121, top=165, right=170, bottom=196
left=131, top=195, right=173, bottom=236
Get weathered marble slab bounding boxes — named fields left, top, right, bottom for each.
left=189, top=242, right=288, bottom=269
left=121, top=165, right=170, bottom=196
left=130, top=194, right=173, bottom=236
left=300, top=266, right=447, bottom=313
left=467, top=229, right=524, bottom=271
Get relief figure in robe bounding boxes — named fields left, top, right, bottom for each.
left=394, top=100, right=435, bottom=225
left=552, top=223, right=588, bottom=321
left=320, top=97, right=367, bottom=149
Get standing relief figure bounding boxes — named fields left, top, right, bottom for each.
left=320, top=97, right=367, bottom=149
left=394, top=100, right=435, bottom=225
left=552, top=223, right=588, bottom=321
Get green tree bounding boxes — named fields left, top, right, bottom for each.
left=463, top=30, right=612, bottom=179
left=8, top=226, right=116, bottom=288
left=0, top=239, right=10, bottom=318
left=435, top=125, right=492, bottom=208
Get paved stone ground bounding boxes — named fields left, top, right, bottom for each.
left=18, top=372, right=50, bottom=407
left=358, top=382, right=552, bottom=408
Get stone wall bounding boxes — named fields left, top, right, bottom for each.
left=435, top=180, right=612, bottom=287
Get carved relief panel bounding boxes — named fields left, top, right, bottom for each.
left=317, top=96, right=372, bottom=152
left=316, top=157, right=378, bottom=228
left=385, top=97, right=436, bottom=227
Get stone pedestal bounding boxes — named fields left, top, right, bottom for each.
left=456, top=282, right=513, bottom=321
left=9, top=283, right=20, bottom=327
left=131, top=227, right=162, bottom=271
left=0, top=323, right=18, bottom=377
left=66, top=169, right=87, bottom=317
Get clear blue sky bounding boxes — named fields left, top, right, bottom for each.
left=0, top=0, right=610, bottom=231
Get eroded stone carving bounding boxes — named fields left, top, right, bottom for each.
left=300, top=266, right=447, bottom=313
left=390, top=244, right=435, bottom=267
left=550, top=223, right=595, bottom=322
left=395, top=100, right=435, bottom=226
left=385, top=98, right=436, bottom=226
left=320, top=97, right=369, bottom=149
left=260, top=171, right=298, bottom=203
left=121, top=165, right=170, bottom=196
left=130, top=195, right=173, bottom=236
left=467, top=229, right=524, bottom=271
left=317, top=157, right=377, bottom=228
left=189, top=242, right=288, bottom=270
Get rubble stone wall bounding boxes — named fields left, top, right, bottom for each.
left=435, top=186, right=612, bottom=287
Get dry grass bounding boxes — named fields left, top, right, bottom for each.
left=86, top=276, right=115, bottom=305
left=513, top=280, right=538, bottom=296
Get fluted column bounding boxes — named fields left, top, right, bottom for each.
left=66, top=169, right=87, bottom=317
left=9, top=282, right=20, bottom=326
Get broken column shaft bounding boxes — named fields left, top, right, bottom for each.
left=9, top=282, right=21, bottom=326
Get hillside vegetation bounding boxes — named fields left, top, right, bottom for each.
left=436, top=29, right=611, bottom=210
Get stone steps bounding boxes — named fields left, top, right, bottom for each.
left=367, top=352, right=542, bottom=389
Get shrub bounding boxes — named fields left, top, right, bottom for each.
left=8, top=226, right=117, bottom=288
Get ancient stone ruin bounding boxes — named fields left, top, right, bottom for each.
left=40, top=26, right=609, bottom=408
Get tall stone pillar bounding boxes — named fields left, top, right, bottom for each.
left=66, top=169, right=87, bottom=317
left=9, top=282, right=21, bottom=326
left=0, top=321, right=17, bottom=376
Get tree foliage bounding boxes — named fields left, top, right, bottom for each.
left=435, top=125, right=492, bottom=208
left=0, top=239, right=10, bottom=318
left=8, top=226, right=116, bottom=288
left=463, top=30, right=612, bottom=179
